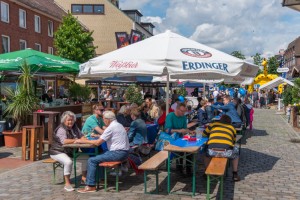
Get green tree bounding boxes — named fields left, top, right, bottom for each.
left=282, top=85, right=293, bottom=106
left=54, top=13, right=97, bottom=63
left=176, top=87, right=188, bottom=97
left=251, top=53, right=263, bottom=75
left=125, top=84, right=143, bottom=105
left=230, top=51, right=246, bottom=60
left=267, top=56, right=279, bottom=75
left=291, top=78, right=300, bottom=104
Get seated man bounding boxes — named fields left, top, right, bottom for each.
left=82, top=105, right=106, bottom=137
left=202, top=114, right=240, bottom=181
left=116, top=105, right=132, bottom=127
left=197, top=100, right=210, bottom=126
left=165, top=102, right=194, bottom=175
left=77, top=111, right=130, bottom=193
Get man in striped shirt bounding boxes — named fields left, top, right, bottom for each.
left=203, top=114, right=240, bottom=181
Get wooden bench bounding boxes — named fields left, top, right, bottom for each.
left=98, top=161, right=123, bottom=192
left=138, top=151, right=168, bottom=194
left=236, top=127, right=245, bottom=136
left=43, top=158, right=63, bottom=184
left=205, top=157, right=228, bottom=200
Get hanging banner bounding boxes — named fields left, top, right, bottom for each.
left=115, top=32, right=130, bottom=49
left=129, top=30, right=143, bottom=44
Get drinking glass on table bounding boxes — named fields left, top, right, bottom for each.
left=196, top=127, right=203, bottom=139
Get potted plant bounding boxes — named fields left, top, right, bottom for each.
left=68, top=83, right=91, bottom=103
left=125, top=84, right=143, bottom=106
left=3, top=62, right=39, bottom=147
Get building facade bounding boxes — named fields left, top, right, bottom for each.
left=0, top=0, right=65, bottom=54
left=283, top=37, right=300, bottom=79
left=282, top=0, right=300, bottom=12
left=55, top=0, right=154, bottom=55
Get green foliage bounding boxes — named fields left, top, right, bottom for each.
left=230, top=51, right=246, bottom=60
left=291, top=78, right=300, bottom=104
left=68, top=83, right=92, bottom=102
left=176, top=87, right=188, bottom=97
left=267, top=56, right=279, bottom=75
left=125, top=84, right=143, bottom=105
left=4, top=62, right=39, bottom=131
left=54, top=13, right=97, bottom=63
left=282, top=85, right=293, bottom=106
left=252, top=53, right=263, bottom=76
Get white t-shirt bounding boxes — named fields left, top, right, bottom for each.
left=171, top=102, right=178, bottom=111
left=213, top=90, right=219, bottom=97
left=100, top=120, right=130, bottom=151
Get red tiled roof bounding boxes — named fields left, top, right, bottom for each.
left=15, top=0, right=66, bottom=20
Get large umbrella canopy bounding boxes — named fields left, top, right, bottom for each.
left=0, top=49, right=80, bottom=74
left=79, top=30, right=259, bottom=79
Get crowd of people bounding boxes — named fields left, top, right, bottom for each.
left=49, top=87, right=260, bottom=192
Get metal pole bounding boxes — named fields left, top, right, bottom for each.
left=166, top=72, right=170, bottom=115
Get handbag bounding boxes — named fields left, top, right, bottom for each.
left=155, top=131, right=180, bottom=151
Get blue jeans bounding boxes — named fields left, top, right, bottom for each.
left=86, top=150, right=129, bottom=186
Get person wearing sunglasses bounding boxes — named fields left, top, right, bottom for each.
left=82, top=105, right=106, bottom=137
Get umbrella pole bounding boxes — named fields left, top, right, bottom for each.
left=166, top=72, right=170, bottom=116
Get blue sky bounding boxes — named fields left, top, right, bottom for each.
left=119, top=0, right=300, bottom=61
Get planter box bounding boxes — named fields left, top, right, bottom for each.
left=3, top=131, right=22, bottom=147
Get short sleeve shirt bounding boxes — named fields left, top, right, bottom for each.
left=100, top=120, right=130, bottom=151
left=164, top=112, right=187, bottom=131
left=82, top=115, right=105, bottom=137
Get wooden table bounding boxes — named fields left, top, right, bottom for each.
left=164, top=137, right=208, bottom=196
left=33, top=111, right=60, bottom=145
left=63, top=143, right=99, bottom=188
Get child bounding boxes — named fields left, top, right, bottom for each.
left=287, top=104, right=291, bottom=123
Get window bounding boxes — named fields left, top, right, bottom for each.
left=1, top=1, right=9, bottom=23
left=71, top=4, right=104, bottom=14
left=1, top=35, right=10, bottom=53
left=48, top=46, right=53, bottom=54
left=71, top=4, right=82, bottom=13
left=94, top=5, right=104, bottom=14
left=34, top=15, right=41, bottom=33
left=19, top=9, right=26, bottom=28
left=19, top=40, right=27, bottom=50
left=35, top=43, right=41, bottom=51
left=48, top=20, right=53, bottom=37
left=83, top=5, right=93, bottom=13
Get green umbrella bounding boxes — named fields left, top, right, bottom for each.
left=0, top=49, right=79, bottom=74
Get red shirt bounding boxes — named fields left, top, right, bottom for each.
left=157, top=108, right=174, bottom=126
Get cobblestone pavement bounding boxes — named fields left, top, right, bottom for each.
left=0, top=109, right=300, bottom=200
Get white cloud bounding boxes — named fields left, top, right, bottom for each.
left=119, top=0, right=151, bottom=10
left=120, top=0, right=300, bottom=61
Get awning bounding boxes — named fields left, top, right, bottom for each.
left=282, top=0, right=300, bottom=12
left=259, top=77, right=294, bottom=90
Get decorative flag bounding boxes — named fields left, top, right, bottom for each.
left=129, top=30, right=143, bottom=44
left=115, top=32, right=130, bottom=48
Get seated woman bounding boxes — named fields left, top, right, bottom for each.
left=127, top=108, right=148, bottom=146
left=49, top=111, right=88, bottom=192
left=197, top=100, right=210, bottom=126
left=116, top=105, right=132, bottom=127
left=157, top=103, right=174, bottom=127
left=140, top=102, right=150, bottom=122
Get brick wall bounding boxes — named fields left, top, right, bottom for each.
left=0, top=0, right=61, bottom=53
